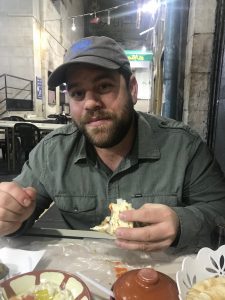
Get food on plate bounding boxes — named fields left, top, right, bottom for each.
left=0, top=262, right=9, bottom=280
left=91, top=198, right=133, bottom=235
left=186, top=276, right=225, bottom=300
left=8, top=281, right=74, bottom=300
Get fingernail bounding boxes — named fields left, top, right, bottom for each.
left=23, top=198, right=31, bottom=207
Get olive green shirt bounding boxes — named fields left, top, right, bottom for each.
left=14, top=112, right=225, bottom=251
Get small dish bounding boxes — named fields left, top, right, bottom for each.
left=111, top=267, right=179, bottom=300
left=176, top=245, right=225, bottom=300
left=0, top=269, right=92, bottom=299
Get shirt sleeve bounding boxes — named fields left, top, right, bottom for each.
left=12, top=140, right=53, bottom=236
left=173, top=136, right=225, bottom=251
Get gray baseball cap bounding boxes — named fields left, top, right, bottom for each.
left=48, top=36, right=132, bottom=88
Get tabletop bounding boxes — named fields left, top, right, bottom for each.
left=0, top=120, right=65, bottom=171
left=0, top=230, right=196, bottom=300
left=0, top=120, right=64, bottom=131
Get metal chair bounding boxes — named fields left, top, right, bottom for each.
left=48, top=114, right=68, bottom=124
left=1, top=116, right=25, bottom=121
left=14, top=123, right=41, bottom=166
left=0, top=133, right=6, bottom=160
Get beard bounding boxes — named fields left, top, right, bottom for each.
left=73, top=93, right=135, bottom=148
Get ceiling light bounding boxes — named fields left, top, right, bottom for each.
left=90, top=12, right=100, bottom=24
left=71, top=18, right=76, bottom=31
left=107, top=10, right=111, bottom=25
left=142, top=0, right=160, bottom=15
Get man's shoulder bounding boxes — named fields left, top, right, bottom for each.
left=138, top=112, right=200, bottom=138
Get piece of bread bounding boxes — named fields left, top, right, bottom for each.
left=186, top=276, right=225, bottom=300
left=91, top=199, right=133, bottom=235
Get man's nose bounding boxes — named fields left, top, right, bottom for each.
left=83, top=91, right=102, bottom=110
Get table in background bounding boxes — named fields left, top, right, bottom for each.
left=0, top=120, right=64, bottom=171
left=0, top=229, right=196, bottom=300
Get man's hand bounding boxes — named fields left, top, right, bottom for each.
left=0, top=182, right=36, bottom=236
left=115, top=203, right=180, bottom=251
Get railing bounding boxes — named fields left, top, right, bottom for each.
left=0, top=74, right=33, bottom=115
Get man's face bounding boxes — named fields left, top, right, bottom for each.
left=66, top=64, right=137, bottom=148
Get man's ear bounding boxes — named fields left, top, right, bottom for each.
left=129, top=75, right=138, bottom=105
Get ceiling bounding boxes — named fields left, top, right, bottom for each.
left=83, top=0, right=153, bottom=50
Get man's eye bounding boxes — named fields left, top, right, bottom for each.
left=98, top=83, right=113, bottom=93
left=70, top=90, right=85, bottom=100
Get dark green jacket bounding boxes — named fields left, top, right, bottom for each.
left=14, top=112, right=225, bottom=251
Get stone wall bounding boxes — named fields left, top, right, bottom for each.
left=183, top=0, right=216, bottom=140
left=0, top=0, right=84, bottom=118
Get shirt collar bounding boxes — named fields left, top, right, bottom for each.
left=73, top=133, right=87, bottom=164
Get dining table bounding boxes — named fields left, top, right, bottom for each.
left=0, top=226, right=197, bottom=300
left=0, top=120, right=64, bottom=172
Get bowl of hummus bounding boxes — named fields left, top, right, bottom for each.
left=0, top=269, right=92, bottom=300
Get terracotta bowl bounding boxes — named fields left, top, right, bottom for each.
left=0, top=269, right=92, bottom=299
left=111, top=267, right=179, bottom=300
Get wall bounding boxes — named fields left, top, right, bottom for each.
left=34, top=0, right=84, bottom=117
left=0, top=0, right=34, bottom=80
left=183, top=0, right=216, bottom=140
left=0, top=0, right=84, bottom=118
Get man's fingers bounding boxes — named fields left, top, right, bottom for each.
left=0, top=182, right=37, bottom=237
left=0, top=220, right=22, bottom=236
left=119, top=204, right=178, bottom=226
left=119, top=204, right=162, bottom=223
left=115, top=238, right=170, bottom=252
left=0, top=182, right=36, bottom=207
left=116, top=223, right=173, bottom=243
left=23, top=187, right=37, bottom=199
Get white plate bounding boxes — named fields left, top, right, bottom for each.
left=26, top=227, right=116, bottom=239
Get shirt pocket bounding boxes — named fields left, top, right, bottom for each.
left=131, top=193, right=178, bottom=209
left=54, top=194, right=97, bottom=229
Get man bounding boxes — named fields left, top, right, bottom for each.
left=0, top=36, right=225, bottom=252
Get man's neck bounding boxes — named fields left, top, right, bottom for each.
left=94, top=120, right=136, bottom=172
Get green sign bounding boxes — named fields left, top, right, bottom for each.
left=125, top=50, right=153, bottom=62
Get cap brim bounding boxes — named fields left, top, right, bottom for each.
left=48, top=56, right=120, bottom=88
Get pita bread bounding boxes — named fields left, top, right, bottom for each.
left=91, top=199, right=133, bottom=235
left=186, top=276, right=225, bottom=300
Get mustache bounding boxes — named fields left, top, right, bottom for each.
left=81, top=110, right=114, bottom=123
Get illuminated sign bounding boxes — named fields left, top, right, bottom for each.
left=125, top=50, right=153, bottom=62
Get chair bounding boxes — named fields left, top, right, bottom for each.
left=10, top=116, right=25, bottom=121
left=0, top=133, right=6, bottom=160
left=14, top=123, right=41, bottom=165
left=47, top=114, right=68, bottom=124
left=1, top=116, right=25, bottom=121
left=0, top=118, right=12, bottom=160
left=56, top=114, right=68, bottom=124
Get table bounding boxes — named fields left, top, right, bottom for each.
left=0, top=120, right=64, bottom=171
left=0, top=229, right=196, bottom=300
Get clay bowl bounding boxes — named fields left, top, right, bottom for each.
left=0, top=269, right=92, bottom=299
left=111, top=267, right=179, bottom=300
